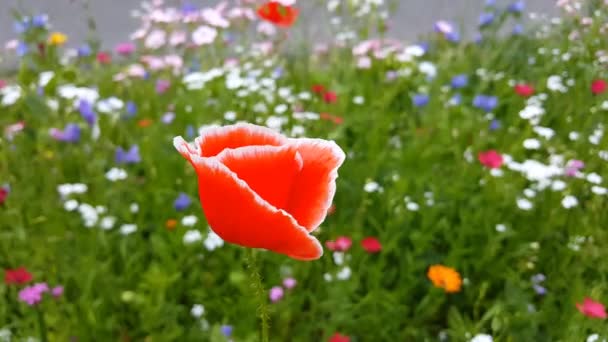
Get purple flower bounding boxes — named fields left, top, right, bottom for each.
left=508, top=0, right=525, bottom=13
left=182, top=2, right=198, bottom=14
left=531, top=273, right=546, bottom=284
left=533, top=284, right=547, bottom=295
left=115, top=145, right=141, bottom=164
left=126, top=101, right=137, bottom=117
left=186, top=125, right=195, bottom=139
left=269, top=286, right=284, bottom=303
left=220, top=325, right=233, bottom=337
left=485, top=0, right=496, bottom=6
left=13, top=20, right=29, bottom=34
left=479, top=12, right=495, bottom=27
left=283, top=277, right=297, bottom=289
left=174, top=192, right=191, bottom=211
left=18, top=282, right=49, bottom=306
left=156, top=79, right=171, bottom=94
left=50, top=124, right=81, bottom=143
left=451, top=74, right=468, bottom=88
left=32, top=15, right=48, bottom=28
left=445, top=31, right=461, bottom=43
left=565, top=160, right=584, bottom=176
left=489, top=119, right=501, bottom=131
left=51, top=286, right=64, bottom=298
left=512, top=24, right=524, bottom=35
left=162, top=112, right=176, bottom=124
left=434, top=20, right=455, bottom=35
left=16, top=42, right=29, bottom=57
left=473, top=95, right=498, bottom=112
left=413, top=94, right=430, bottom=107
left=78, top=45, right=92, bottom=57
left=79, top=100, right=97, bottom=126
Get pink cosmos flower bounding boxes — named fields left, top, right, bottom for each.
left=283, top=277, right=297, bottom=289
left=326, top=236, right=352, bottom=252
left=478, top=150, right=503, bottom=169
left=565, top=159, right=584, bottom=177
left=51, top=286, right=64, bottom=298
left=18, top=283, right=49, bottom=306
left=577, top=298, right=607, bottom=319
left=145, top=30, right=166, bottom=49
left=169, top=31, right=187, bottom=46
left=115, top=42, right=136, bottom=56
left=202, top=7, right=230, bottom=28
left=269, top=286, right=284, bottom=303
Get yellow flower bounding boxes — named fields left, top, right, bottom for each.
left=48, top=32, right=67, bottom=46
left=427, top=264, right=462, bottom=293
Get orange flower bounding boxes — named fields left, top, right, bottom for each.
left=257, top=1, right=299, bottom=28
left=165, top=219, right=178, bottom=230
left=427, top=264, right=462, bottom=293
left=137, top=119, right=153, bottom=127
left=174, top=123, right=345, bottom=260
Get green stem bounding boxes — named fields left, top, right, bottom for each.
left=245, top=248, right=270, bottom=342
left=36, top=307, right=48, bottom=342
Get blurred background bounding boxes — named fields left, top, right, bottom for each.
left=1, top=0, right=557, bottom=48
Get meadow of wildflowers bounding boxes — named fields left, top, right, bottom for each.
left=1, top=0, right=608, bottom=341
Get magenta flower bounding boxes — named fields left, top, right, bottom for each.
left=115, top=42, right=136, bottom=56
left=269, top=286, right=284, bottom=303
left=577, top=298, right=607, bottom=319
left=283, top=277, right=297, bottom=290
left=156, top=79, right=171, bottom=94
left=18, top=282, right=49, bottom=306
left=565, top=159, right=584, bottom=177
left=51, top=286, right=64, bottom=298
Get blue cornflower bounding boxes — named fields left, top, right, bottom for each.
left=174, top=193, right=192, bottom=211
left=220, top=325, right=233, bottom=337
left=473, top=95, right=498, bottom=112
left=489, top=119, right=501, bottom=131
left=508, top=0, right=525, bottom=13
left=479, top=12, right=495, bottom=27
left=79, top=100, right=97, bottom=126
left=126, top=101, right=137, bottom=117
left=115, top=145, right=141, bottom=164
left=451, top=74, right=468, bottom=89
left=413, top=94, right=430, bottom=107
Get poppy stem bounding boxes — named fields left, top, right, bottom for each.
left=245, top=248, right=270, bottom=342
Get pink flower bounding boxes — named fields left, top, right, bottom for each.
left=478, top=150, right=503, bottom=169
left=169, top=31, right=187, bottom=46
left=115, top=42, right=136, bottom=56
left=577, top=298, right=607, bottom=319
left=0, top=79, right=6, bottom=89
left=283, top=277, right=297, bottom=289
left=192, top=25, right=218, bottom=45
left=565, top=159, right=584, bottom=177
left=51, top=286, right=64, bottom=298
left=591, top=79, right=607, bottom=95
left=325, top=236, right=352, bottom=252
left=145, top=30, right=166, bottom=49
left=357, top=56, right=372, bottom=69
left=269, top=286, right=284, bottom=303
left=18, top=282, right=49, bottom=306
left=202, top=7, right=230, bottom=28
left=156, top=79, right=171, bottom=94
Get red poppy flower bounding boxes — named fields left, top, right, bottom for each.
left=174, top=123, right=345, bottom=260
left=591, top=79, right=607, bottom=95
left=478, top=150, right=503, bottom=169
left=312, top=84, right=326, bottom=94
left=96, top=52, right=112, bottom=64
left=361, top=237, right=382, bottom=253
left=257, top=1, right=299, bottom=28
left=329, top=332, right=350, bottom=342
left=4, top=267, right=33, bottom=285
left=514, top=83, right=534, bottom=97
left=325, top=236, right=352, bottom=252
left=0, top=187, right=8, bottom=205
left=323, top=91, right=338, bottom=104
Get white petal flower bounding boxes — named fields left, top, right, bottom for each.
left=586, top=173, right=602, bottom=184
left=470, top=334, right=493, bottom=342
left=105, top=168, right=128, bottom=181
left=191, top=304, right=205, bottom=318
left=182, top=215, right=198, bottom=227
left=364, top=181, right=381, bottom=193
left=523, top=138, right=541, bottom=150
left=203, top=230, right=224, bottom=251
left=120, top=224, right=137, bottom=235
left=100, top=216, right=116, bottom=230
left=591, top=186, right=607, bottom=195
left=561, top=195, right=578, bottom=209
left=517, top=198, right=533, bottom=210
left=336, top=266, right=352, bottom=280
left=64, top=199, right=79, bottom=211
left=183, top=229, right=202, bottom=244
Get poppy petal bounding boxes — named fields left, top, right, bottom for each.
left=217, top=145, right=303, bottom=210
left=286, top=138, right=346, bottom=231
left=195, top=123, right=286, bottom=157
left=177, top=148, right=322, bottom=260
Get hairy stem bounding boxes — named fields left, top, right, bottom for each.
left=245, top=248, right=270, bottom=342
